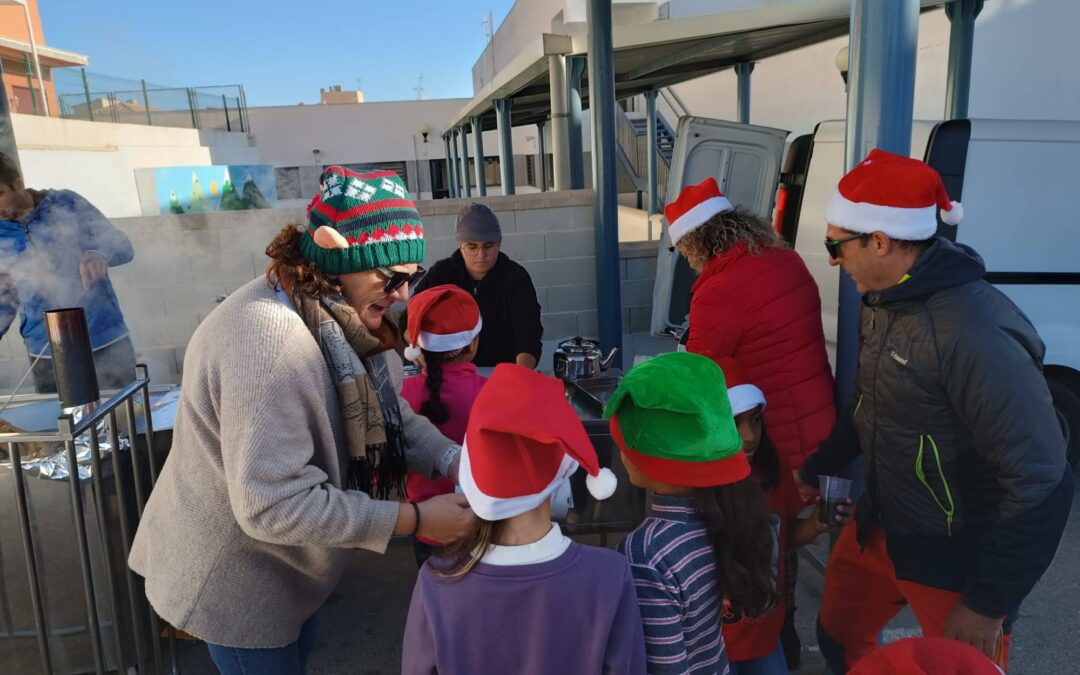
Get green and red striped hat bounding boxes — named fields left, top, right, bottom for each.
left=604, top=352, right=749, bottom=487
left=301, top=166, right=425, bottom=274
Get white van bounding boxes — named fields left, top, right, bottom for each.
left=651, top=116, right=1080, bottom=468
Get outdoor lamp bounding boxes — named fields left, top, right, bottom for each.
left=836, top=45, right=849, bottom=87
left=420, top=124, right=430, bottom=143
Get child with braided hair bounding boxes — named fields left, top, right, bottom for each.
left=401, top=285, right=488, bottom=566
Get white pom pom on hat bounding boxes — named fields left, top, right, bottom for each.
left=940, top=200, right=963, bottom=226
left=586, top=467, right=618, bottom=501
left=403, top=345, right=422, bottom=362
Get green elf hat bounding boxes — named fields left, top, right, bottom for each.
left=301, top=166, right=426, bottom=274
left=604, top=352, right=750, bottom=487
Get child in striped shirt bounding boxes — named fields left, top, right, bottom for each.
left=606, top=352, right=778, bottom=674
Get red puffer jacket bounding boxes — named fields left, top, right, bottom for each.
left=686, top=242, right=835, bottom=468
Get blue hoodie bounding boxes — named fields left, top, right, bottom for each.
left=0, top=189, right=133, bottom=357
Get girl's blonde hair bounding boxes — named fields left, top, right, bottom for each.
left=678, top=206, right=784, bottom=260
left=431, top=518, right=505, bottom=578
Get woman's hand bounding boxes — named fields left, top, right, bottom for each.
left=415, top=494, right=476, bottom=545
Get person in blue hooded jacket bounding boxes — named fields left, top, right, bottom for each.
left=0, top=152, right=135, bottom=393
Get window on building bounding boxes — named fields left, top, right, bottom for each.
left=275, top=167, right=303, bottom=199
left=484, top=157, right=501, bottom=186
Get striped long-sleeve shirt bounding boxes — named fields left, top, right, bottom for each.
left=617, top=495, right=729, bottom=674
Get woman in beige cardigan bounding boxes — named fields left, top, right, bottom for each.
left=129, top=168, right=475, bottom=675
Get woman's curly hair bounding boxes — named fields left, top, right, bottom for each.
left=678, top=206, right=785, bottom=261
left=265, top=225, right=342, bottom=296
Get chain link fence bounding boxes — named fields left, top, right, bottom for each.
left=43, top=68, right=248, bottom=132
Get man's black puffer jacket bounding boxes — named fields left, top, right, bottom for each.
left=802, top=237, right=1073, bottom=618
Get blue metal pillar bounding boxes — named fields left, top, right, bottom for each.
left=836, top=0, right=919, bottom=411
left=459, top=125, right=472, bottom=198
left=537, top=120, right=549, bottom=192
left=645, top=89, right=660, bottom=215
left=945, top=0, right=984, bottom=120
left=445, top=134, right=458, bottom=199
left=471, top=116, right=487, bottom=196
left=567, top=55, right=587, bottom=190
left=735, top=61, right=754, bottom=124
left=493, top=98, right=516, bottom=195
left=587, top=0, right=623, bottom=365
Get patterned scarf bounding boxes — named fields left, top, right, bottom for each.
left=292, top=288, right=408, bottom=499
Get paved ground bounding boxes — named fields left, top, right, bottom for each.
left=172, top=490, right=1080, bottom=674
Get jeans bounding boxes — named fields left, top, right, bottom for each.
left=207, top=613, right=319, bottom=675
left=728, top=641, right=787, bottom=675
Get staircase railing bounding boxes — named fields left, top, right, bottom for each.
left=615, top=102, right=673, bottom=210
left=659, top=87, right=690, bottom=119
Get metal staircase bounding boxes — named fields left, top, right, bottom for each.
left=627, top=114, right=676, bottom=164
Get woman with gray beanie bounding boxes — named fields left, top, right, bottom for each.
left=411, top=202, right=543, bottom=368
left=129, top=167, right=474, bottom=675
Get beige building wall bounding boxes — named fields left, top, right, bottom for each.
left=320, top=86, right=365, bottom=105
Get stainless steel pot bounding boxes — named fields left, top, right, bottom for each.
left=552, top=337, right=618, bottom=383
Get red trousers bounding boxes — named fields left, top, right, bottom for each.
left=819, top=525, right=1010, bottom=672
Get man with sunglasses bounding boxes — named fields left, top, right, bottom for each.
left=797, top=150, right=1073, bottom=673
left=409, top=203, right=542, bottom=369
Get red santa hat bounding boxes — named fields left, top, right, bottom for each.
left=825, top=149, right=963, bottom=241
left=403, top=284, right=482, bottom=362
left=664, top=177, right=734, bottom=245
left=716, top=357, right=766, bottom=416
left=849, top=637, right=1003, bottom=675
left=459, top=364, right=617, bottom=521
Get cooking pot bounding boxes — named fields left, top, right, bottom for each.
left=552, top=337, right=618, bottom=383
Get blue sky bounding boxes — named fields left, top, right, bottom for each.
left=39, top=0, right=516, bottom=106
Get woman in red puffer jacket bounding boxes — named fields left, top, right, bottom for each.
left=665, top=177, right=837, bottom=669
left=666, top=177, right=835, bottom=470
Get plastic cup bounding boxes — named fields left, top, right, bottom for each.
left=818, top=475, right=852, bottom=525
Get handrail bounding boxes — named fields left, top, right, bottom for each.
left=660, top=87, right=689, bottom=119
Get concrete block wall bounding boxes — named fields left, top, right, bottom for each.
left=620, top=241, right=660, bottom=335
left=0, top=191, right=663, bottom=390
left=404, top=190, right=601, bottom=371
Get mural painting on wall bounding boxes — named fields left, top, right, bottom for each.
left=154, top=165, right=277, bottom=215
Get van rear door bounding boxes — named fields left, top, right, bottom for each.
left=650, top=117, right=788, bottom=336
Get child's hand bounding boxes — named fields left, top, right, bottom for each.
left=418, top=493, right=476, bottom=545
left=818, top=496, right=855, bottom=531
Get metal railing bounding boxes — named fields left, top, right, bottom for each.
left=615, top=103, right=673, bottom=221
left=24, top=67, right=250, bottom=132
left=0, top=365, right=177, bottom=675
left=659, top=86, right=690, bottom=119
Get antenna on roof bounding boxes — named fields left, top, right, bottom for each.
left=414, top=75, right=425, bottom=101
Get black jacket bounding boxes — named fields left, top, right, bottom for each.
left=802, top=237, right=1073, bottom=618
left=412, top=251, right=543, bottom=367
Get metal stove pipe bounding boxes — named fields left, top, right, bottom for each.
left=45, top=308, right=100, bottom=409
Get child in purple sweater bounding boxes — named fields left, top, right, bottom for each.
left=402, top=364, right=646, bottom=675
left=606, top=353, right=779, bottom=675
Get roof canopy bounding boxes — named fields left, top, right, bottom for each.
left=447, top=0, right=949, bottom=133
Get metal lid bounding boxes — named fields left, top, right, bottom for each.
left=557, top=336, right=600, bottom=354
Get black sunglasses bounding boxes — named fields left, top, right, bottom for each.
left=377, top=265, right=426, bottom=294
left=824, top=232, right=870, bottom=260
